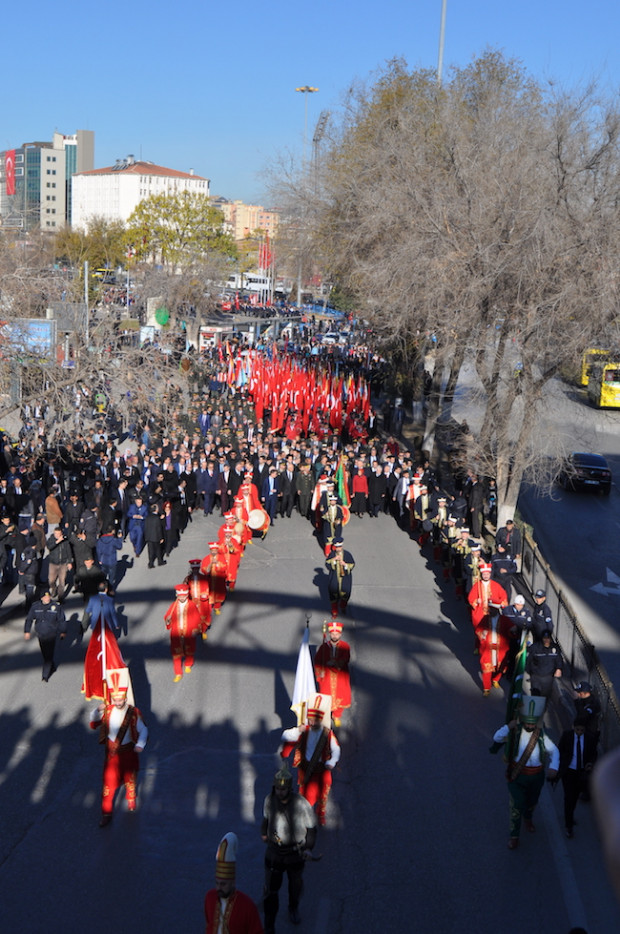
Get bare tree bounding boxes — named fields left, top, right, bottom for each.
left=0, top=228, right=192, bottom=445
left=304, top=52, right=620, bottom=522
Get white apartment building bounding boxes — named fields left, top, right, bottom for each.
left=71, top=156, right=210, bottom=230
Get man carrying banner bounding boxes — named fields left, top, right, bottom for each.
left=281, top=693, right=340, bottom=826
left=89, top=670, right=148, bottom=827
left=82, top=587, right=125, bottom=701
left=314, top=620, right=351, bottom=727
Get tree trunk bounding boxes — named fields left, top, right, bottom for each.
left=421, top=365, right=443, bottom=457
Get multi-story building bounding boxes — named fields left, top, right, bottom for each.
left=71, top=156, right=210, bottom=230
left=53, top=131, right=95, bottom=225
left=0, top=129, right=94, bottom=231
left=211, top=197, right=279, bottom=242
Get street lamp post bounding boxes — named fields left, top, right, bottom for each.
left=437, top=0, right=447, bottom=85
left=295, top=86, right=318, bottom=308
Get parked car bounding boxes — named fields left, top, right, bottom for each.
left=556, top=452, right=612, bottom=495
left=321, top=332, right=340, bottom=345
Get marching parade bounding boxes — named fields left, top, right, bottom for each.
left=0, top=334, right=617, bottom=933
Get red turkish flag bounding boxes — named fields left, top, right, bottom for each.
left=5, top=150, right=15, bottom=196
left=82, top=619, right=126, bottom=701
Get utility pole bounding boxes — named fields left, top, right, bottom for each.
left=295, top=86, right=318, bottom=307
left=437, top=0, right=447, bottom=85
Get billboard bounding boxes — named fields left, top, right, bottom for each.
left=1, top=318, right=57, bottom=358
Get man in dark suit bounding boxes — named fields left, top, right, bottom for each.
left=228, top=462, right=245, bottom=502
left=253, top=454, right=269, bottom=494
left=197, top=459, right=218, bottom=516
left=278, top=462, right=297, bottom=517
left=261, top=468, right=280, bottom=523
left=467, top=473, right=485, bottom=539
left=558, top=716, right=597, bottom=837
left=217, top=459, right=232, bottom=515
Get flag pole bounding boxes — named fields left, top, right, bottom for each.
left=101, top=613, right=108, bottom=702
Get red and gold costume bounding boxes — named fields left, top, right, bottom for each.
left=204, top=831, right=263, bottom=934
left=204, top=890, right=263, bottom=934
left=220, top=529, right=242, bottom=590
left=281, top=696, right=341, bottom=826
left=314, top=622, right=351, bottom=725
left=477, top=613, right=514, bottom=693
left=239, top=478, right=262, bottom=514
left=219, top=512, right=242, bottom=549
left=164, top=584, right=202, bottom=679
left=468, top=572, right=508, bottom=629
left=201, top=543, right=228, bottom=614
left=89, top=679, right=147, bottom=821
left=240, top=478, right=270, bottom=538
left=184, top=559, right=212, bottom=638
left=233, top=496, right=252, bottom=548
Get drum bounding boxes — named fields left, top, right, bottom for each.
left=248, top=509, right=266, bottom=530
left=342, top=505, right=351, bottom=526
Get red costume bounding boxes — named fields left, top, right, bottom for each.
left=281, top=696, right=341, bottom=825
left=204, top=890, right=263, bottom=934
left=164, top=584, right=202, bottom=679
left=219, top=513, right=243, bottom=549
left=220, top=530, right=242, bottom=590
left=201, top=544, right=228, bottom=614
left=468, top=575, right=508, bottom=629
left=239, top=478, right=262, bottom=514
left=184, top=559, right=212, bottom=638
left=314, top=623, right=351, bottom=724
left=90, top=679, right=147, bottom=822
left=233, top=497, right=252, bottom=547
left=477, top=613, right=514, bottom=693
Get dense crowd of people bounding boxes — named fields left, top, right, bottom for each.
left=2, top=335, right=605, bottom=928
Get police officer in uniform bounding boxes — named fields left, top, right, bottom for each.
left=24, top=589, right=66, bottom=681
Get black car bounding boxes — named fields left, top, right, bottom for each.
left=557, top=452, right=612, bottom=495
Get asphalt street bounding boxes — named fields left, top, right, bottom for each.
left=451, top=364, right=620, bottom=686
left=1, top=508, right=619, bottom=933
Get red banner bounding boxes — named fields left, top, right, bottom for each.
left=5, top=150, right=15, bottom=196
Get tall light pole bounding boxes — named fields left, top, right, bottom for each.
left=295, top=86, right=318, bottom=307
left=437, top=0, right=447, bottom=85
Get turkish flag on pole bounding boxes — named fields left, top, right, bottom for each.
left=82, top=619, right=126, bottom=701
left=5, top=151, right=15, bottom=196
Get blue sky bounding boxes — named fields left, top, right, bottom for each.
left=4, top=0, right=618, bottom=207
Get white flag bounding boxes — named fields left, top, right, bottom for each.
left=291, top=628, right=317, bottom=726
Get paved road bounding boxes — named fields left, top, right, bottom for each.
left=451, top=364, right=620, bottom=684
left=1, top=509, right=619, bottom=933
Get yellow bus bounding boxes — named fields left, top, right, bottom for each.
left=587, top=362, right=620, bottom=408
left=580, top=348, right=610, bottom=387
